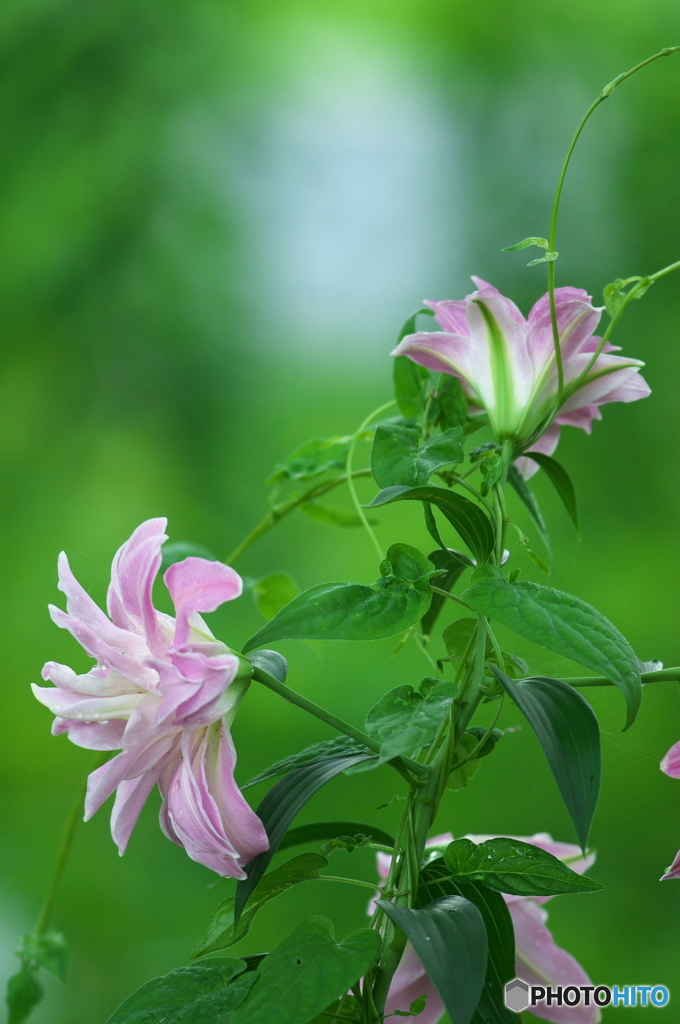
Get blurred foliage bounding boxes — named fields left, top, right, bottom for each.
left=1, top=0, right=680, bottom=1021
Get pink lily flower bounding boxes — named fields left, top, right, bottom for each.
left=392, top=278, right=650, bottom=476
left=380, top=832, right=601, bottom=1024
left=660, top=742, right=680, bottom=880
left=32, top=518, right=268, bottom=878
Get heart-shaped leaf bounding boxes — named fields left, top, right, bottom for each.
left=243, top=544, right=434, bottom=653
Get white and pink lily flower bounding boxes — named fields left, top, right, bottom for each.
left=392, top=278, right=650, bottom=476
left=660, top=742, right=680, bottom=880
left=380, top=832, right=601, bottom=1024
left=32, top=518, right=268, bottom=879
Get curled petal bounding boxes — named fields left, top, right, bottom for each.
left=31, top=683, right=144, bottom=722
left=661, top=740, right=680, bottom=779
left=529, top=287, right=593, bottom=323
left=41, top=662, right=144, bottom=698
left=47, top=606, right=156, bottom=689
left=391, top=331, right=474, bottom=386
left=426, top=298, right=468, bottom=334
left=151, top=649, right=242, bottom=730
left=160, top=725, right=267, bottom=878
left=107, top=518, right=168, bottom=654
left=164, top=557, right=243, bottom=648
left=527, top=300, right=602, bottom=372
left=111, top=750, right=179, bottom=855
left=52, top=717, right=126, bottom=751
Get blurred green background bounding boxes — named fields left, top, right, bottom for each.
left=1, top=0, right=679, bottom=1020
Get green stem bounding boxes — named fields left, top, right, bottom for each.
left=566, top=667, right=680, bottom=687
left=429, top=585, right=472, bottom=611
left=227, top=469, right=373, bottom=564
left=545, top=47, right=680, bottom=412
left=319, top=876, right=381, bottom=892
left=35, top=752, right=105, bottom=936
left=346, top=401, right=396, bottom=562
left=252, top=664, right=430, bottom=780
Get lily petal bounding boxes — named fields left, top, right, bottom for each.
left=661, top=740, right=680, bottom=778
left=164, top=557, right=243, bottom=648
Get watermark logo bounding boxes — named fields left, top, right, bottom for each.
left=504, top=979, right=670, bottom=1012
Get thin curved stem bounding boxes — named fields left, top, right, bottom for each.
left=346, top=401, right=396, bottom=562
left=35, top=752, right=106, bottom=936
left=545, top=47, right=680, bottom=412
left=566, top=667, right=680, bottom=687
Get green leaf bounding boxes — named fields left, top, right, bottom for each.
left=269, top=436, right=353, bottom=485
left=278, top=820, right=395, bottom=853
left=443, top=837, right=602, bottom=897
left=242, top=543, right=434, bottom=653
left=105, top=959, right=254, bottom=1024
left=6, top=968, right=43, bottom=1024
left=526, top=251, right=558, bottom=266
left=465, top=727, right=504, bottom=759
left=366, top=486, right=495, bottom=565
left=421, top=549, right=473, bottom=637
left=228, top=918, right=381, bottom=1024
left=463, top=566, right=642, bottom=728
left=161, top=541, right=216, bottom=570
left=436, top=374, right=468, bottom=430
left=507, top=466, right=550, bottom=547
left=521, top=451, right=579, bottom=532
left=320, top=833, right=371, bottom=856
left=243, top=736, right=367, bottom=790
left=253, top=574, right=301, bottom=620
left=18, top=932, right=67, bottom=982
left=502, top=237, right=549, bottom=252
left=191, top=854, right=328, bottom=959
left=417, top=861, right=518, bottom=1024
left=377, top=897, right=487, bottom=1024
left=492, top=670, right=602, bottom=850
left=603, top=276, right=652, bottom=320
left=364, top=680, right=458, bottom=766
left=371, top=420, right=464, bottom=489
left=235, top=751, right=375, bottom=925
left=301, top=503, right=375, bottom=528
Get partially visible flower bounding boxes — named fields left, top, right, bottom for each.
left=392, top=278, right=650, bottom=476
left=381, top=832, right=601, bottom=1024
left=32, top=518, right=268, bottom=878
left=660, top=742, right=680, bottom=880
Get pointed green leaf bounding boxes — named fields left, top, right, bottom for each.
left=502, top=237, right=549, bottom=252
left=377, top=897, right=487, bottom=1024
left=364, top=680, right=458, bottom=765
left=228, top=918, right=381, bottom=1024
left=522, top=451, right=579, bottom=532
left=17, top=932, right=67, bottom=982
left=105, top=959, right=254, bottom=1024
left=463, top=566, right=641, bottom=728
left=493, top=670, right=601, bottom=850
left=416, top=861, right=518, bottom=1024
left=443, top=837, right=602, bottom=896
left=235, top=751, right=374, bottom=924
left=191, top=854, right=329, bottom=959
left=366, top=486, right=495, bottom=565
left=242, top=544, right=434, bottom=653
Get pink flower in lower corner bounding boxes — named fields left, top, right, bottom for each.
left=392, top=278, right=650, bottom=477
left=32, top=518, right=269, bottom=879
left=381, top=832, right=601, bottom=1024
left=660, top=741, right=680, bottom=880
